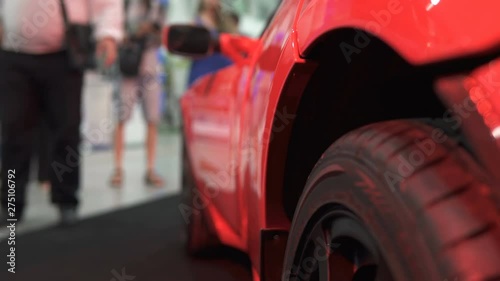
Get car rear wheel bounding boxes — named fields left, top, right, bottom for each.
left=282, top=120, right=500, bottom=281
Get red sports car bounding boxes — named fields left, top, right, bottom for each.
left=164, top=0, right=500, bottom=280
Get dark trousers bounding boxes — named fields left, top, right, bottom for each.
left=0, top=50, right=83, bottom=213
left=37, top=121, right=51, bottom=182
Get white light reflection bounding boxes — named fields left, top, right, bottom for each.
left=426, top=0, right=440, bottom=11
left=492, top=126, right=500, bottom=139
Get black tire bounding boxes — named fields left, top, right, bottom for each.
left=282, top=120, right=500, bottom=281
left=181, top=139, right=218, bottom=256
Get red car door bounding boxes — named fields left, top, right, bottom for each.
left=183, top=0, right=290, bottom=247
left=185, top=64, right=246, bottom=239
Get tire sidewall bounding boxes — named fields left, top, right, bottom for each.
left=283, top=156, right=440, bottom=281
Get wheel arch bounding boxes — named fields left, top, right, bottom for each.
left=264, top=28, right=449, bottom=224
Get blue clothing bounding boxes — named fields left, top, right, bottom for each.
left=188, top=54, right=233, bottom=86
left=187, top=17, right=233, bottom=86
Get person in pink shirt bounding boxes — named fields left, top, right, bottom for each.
left=0, top=0, right=123, bottom=226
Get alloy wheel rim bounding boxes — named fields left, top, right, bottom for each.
left=289, top=207, right=395, bottom=281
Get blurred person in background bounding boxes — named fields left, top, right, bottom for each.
left=187, top=0, right=239, bottom=87
left=226, top=11, right=240, bottom=34
left=0, top=0, right=123, bottom=226
left=110, top=0, right=167, bottom=188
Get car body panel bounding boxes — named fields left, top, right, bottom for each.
left=435, top=59, right=500, bottom=185
left=297, top=0, right=500, bottom=64
left=182, top=66, right=247, bottom=249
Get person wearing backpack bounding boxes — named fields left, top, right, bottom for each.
left=110, top=0, right=168, bottom=188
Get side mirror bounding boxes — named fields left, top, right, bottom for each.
left=163, top=24, right=259, bottom=65
left=163, top=25, right=218, bottom=57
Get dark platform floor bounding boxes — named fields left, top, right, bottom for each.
left=0, top=195, right=252, bottom=281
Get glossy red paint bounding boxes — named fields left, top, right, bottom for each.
left=469, top=59, right=500, bottom=142
left=297, top=0, right=500, bottom=64
left=219, top=34, right=259, bottom=65
left=173, top=0, right=500, bottom=280
left=435, top=59, right=500, bottom=184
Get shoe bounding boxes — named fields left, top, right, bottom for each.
left=144, top=170, right=164, bottom=187
left=110, top=168, right=124, bottom=188
left=59, top=206, right=78, bottom=227
left=39, top=181, right=51, bottom=191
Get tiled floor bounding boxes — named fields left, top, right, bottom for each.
left=2, top=131, right=182, bottom=236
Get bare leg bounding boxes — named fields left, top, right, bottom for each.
left=146, top=122, right=157, bottom=172
left=142, top=47, right=164, bottom=187
left=145, top=122, right=164, bottom=187
left=110, top=122, right=126, bottom=186
left=114, top=122, right=126, bottom=169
